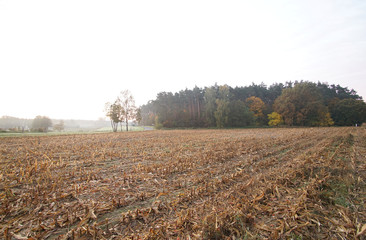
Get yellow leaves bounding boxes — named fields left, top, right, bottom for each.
left=268, top=112, right=284, bottom=127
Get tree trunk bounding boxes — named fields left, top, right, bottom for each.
left=126, top=112, right=129, bottom=131
left=197, top=97, right=201, bottom=119
left=111, top=120, right=118, bottom=132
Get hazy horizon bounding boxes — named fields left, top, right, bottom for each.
left=0, top=81, right=364, bottom=121
left=1, top=0, right=366, bottom=120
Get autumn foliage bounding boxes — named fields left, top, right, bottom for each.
left=267, top=112, right=283, bottom=126
left=141, top=81, right=365, bottom=128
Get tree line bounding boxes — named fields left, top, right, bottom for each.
left=0, top=116, right=112, bottom=133
left=0, top=115, right=57, bottom=132
left=140, top=81, right=366, bottom=128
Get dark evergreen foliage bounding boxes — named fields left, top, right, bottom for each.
left=140, top=81, right=364, bottom=128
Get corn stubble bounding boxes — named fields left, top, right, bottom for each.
left=0, top=128, right=365, bottom=239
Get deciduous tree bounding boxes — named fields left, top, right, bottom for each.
left=32, top=116, right=52, bottom=132
left=135, top=107, right=142, bottom=125
left=118, top=90, right=136, bottom=131
left=105, top=101, right=124, bottom=132
left=274, top=82, right=331, bottom=126
left=331, top=99, right=366, bottom=126
left=204, top=86, right=218, bottom=127
left=228, top=100, right=254, bottom=127
left=245, top=96, right=266, bottom=125
left=214, top=85, right=230, bottom=128
left=318, top=112, right=334, bottom=126
left=267, top=112, right=283, bottom=127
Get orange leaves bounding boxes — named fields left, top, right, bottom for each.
left=245, top=96, right=266, bottom=118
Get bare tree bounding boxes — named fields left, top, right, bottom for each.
left=118, top=90, right=136, bottom=131
left=105, top=90, right=137, bottom=132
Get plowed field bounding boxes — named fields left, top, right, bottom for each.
left=1, top=128, right=365, bottom=239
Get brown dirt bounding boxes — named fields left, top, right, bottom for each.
left=0, top=128, right=365, bottom=239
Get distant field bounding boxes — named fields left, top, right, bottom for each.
left=0, top=126, right=148, bottom=137
left=0, top=128, right=365, bottom=239
left=95, top=126, right=146, bottom=132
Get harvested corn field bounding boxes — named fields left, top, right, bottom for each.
left=1, top=128, right=366, bottom=239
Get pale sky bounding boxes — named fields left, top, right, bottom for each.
left=1, top=0, right=365, bottom=120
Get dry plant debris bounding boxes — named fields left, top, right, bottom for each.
left=0, top=128, right=365, bottom=239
